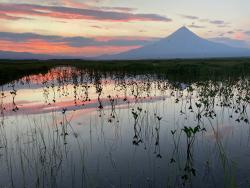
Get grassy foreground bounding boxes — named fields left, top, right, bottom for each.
left=0, top=58, right=250, bottom=84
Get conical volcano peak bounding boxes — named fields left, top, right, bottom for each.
left=167, top=26, right=199, bottom=40
left=178, top=26, right=190, bottom=32
left=103, top=25, right=250, bottom=60
left=173, top=26, right=195, bottom=35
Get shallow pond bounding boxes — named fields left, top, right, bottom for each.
left=0, top=66, right=250, bottom=188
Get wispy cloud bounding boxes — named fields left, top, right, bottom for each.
left=0, top=3, right=172, bottom=22
left=179, top=14, right=230, bottom=28
left=188, top=23, right=205, bottom=29
left=180, top=14, right=199, bottom=20
left=0, top=32, right=157, bottom=47
left=245, top=31, right=250, bottom=36
left=0, top=13, right=25, bottom=20
left=62, top=0, right=90, bottom=8
left=0, top=39, right=141, bottom=56
left=100, top=6, right=137, bottom=12
left=209, top=20, right=225, bottom=25
left=227, top=31, right=235, bottom=34
left=62, top=0, right=136, bottom=12
left=209, top=20, right=230, bottom=27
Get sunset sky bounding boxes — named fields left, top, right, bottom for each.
left=0, top=0, right=250, bottom=57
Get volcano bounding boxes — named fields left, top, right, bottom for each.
left=102, top=26, right=250, bottom=60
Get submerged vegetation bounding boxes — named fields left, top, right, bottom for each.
left=0, top=62, right=249, bottom=187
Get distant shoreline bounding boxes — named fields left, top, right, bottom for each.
left=1, top=58, right=250, bottom=85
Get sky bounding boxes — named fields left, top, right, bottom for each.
left=0, top=0, right=250, bottom=57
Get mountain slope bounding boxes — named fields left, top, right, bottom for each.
left=0, top=51, right=58, bottom=60
left=0, top=50, right=81, bottom=60
left=102, top=26, right=250, bottom=60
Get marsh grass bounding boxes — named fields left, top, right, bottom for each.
left=0, top=109, right=89, bottom=188
left=1, top=58, right=250, bottom=85
left=0, top=66, right=249, bottom=187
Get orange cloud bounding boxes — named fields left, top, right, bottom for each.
left=0, top=39, right=141, bottom=56
left=94, top=36, right=158, bottom=42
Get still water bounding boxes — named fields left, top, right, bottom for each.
left=0, top=66, right=250, bottom=188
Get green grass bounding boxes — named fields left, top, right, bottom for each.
left=0, top=58, right=250, bottom=84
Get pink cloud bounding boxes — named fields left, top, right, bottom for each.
left=0, top=3, right=171, bottom=22
left=0, top=39, right=141, bottom=56
left=0, top=13, right=25, bottom=20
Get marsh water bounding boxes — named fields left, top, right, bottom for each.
left=0, top=66, right=250, bottom=188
